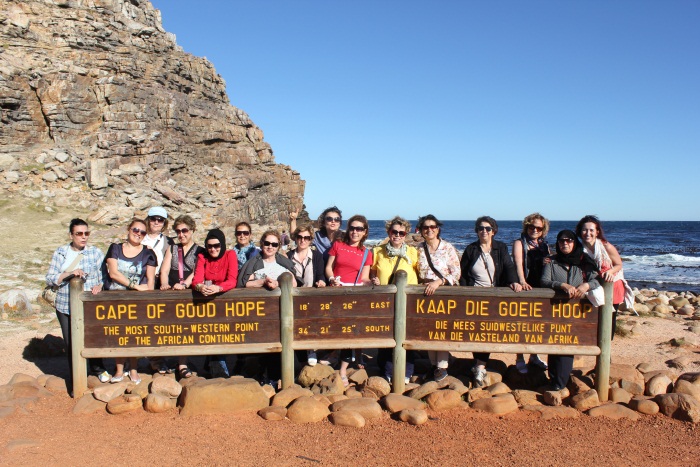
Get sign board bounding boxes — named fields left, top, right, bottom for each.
left=83, top=294, right=280, bottom=348
left=294, top=294, right=394, bottom=340
left=406, top=295, right=597, bottom=346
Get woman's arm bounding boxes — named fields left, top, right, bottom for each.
left=160, top=247, right=173, bottom=289
left=135, top=264, right=156, bottom=291
left=106, top=257, right=132, bottom=289
left=191, top=254, right=206, bottom=290
left=602, top=242, right=623, bottom=282
left=218, top=252, right=238, bottom=292
left=500, top=245, right=522, bottom=292
left=360, top=264, right=372, bottom=286
left=326, top=255, right=340, bottom=286
left=444, top=244, right=461, bottom=286
left=46, top=248, right=67, bottom=286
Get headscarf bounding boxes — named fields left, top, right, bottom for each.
left=555, top=229, right=597, bottom=271
left=204, top=229, right=226, bottom=260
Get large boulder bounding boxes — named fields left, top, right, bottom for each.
left=330, top=398, right=384, bottom=420
left=425, top=390, right=464, bottom=411
left=628, top=396, right=659, bottom=415
left=364, top=377, right=391, bottom=398
left=297, top=365, right=335, bottom=387
left=72, top=394, right=107, bottom=415
left=522, top=405, right=580, bottom=420
left=329, top=410, right=366, bottom=428
left=381, top=394, right=426, bottom=413
left=93, top=382, right=129, bottom=402
left=144, top=393, right=177, bottom=413
left=655, top=393, right=700, bottom=423
left=471, top=394, right=518, bottom=415
left=569, top=389, right=600, bottom=412
left=271, top=386, right=313, bottom=408
left=587, top=403, right=640, bottom=421
left=106, top=396, right=142, bottom=415
left=179, top=378, right=269, bottom=415
left=151, top=376, right=182, bottom=398
left=286, top=396, right=330, bottom=423
left=258, top=406, right=287, bottom=421
left=398, top=408, right=428, bottom=425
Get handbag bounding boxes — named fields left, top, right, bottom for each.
left=586, top=285, right=606, bottom=307
left=43, top=253, right=84, bottom=308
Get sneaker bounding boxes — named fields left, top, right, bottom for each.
left=97, top=370, right=111, bottom=383
left=210, top=360, right=230, bottom=379
left=472, top=366, right=487, bottom=387
left=307, top=350, right=317, bottom=367
left=434, top=367, right=448, bottom=382
left=404, top=377, right=410, bottom=385
left=529, top=355, right=548, bottom=370
left=515, top=358, right=528, bottom=374
left=385, top=361, right=394, bottom=381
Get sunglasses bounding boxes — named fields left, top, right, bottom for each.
left=235, top=230, right=250, bottom=236
left=325, top=216, right=341, bottom=223
left=477, top=226, right=493, bottom=232
left=131, top=228, right=147, bottom=236
left=72, top=231, right=91, bottom=237
left=528, top=225, right=543, bottom=232
left=558, top=238, right=574, bottom=244
left=206, top=243, right=221, bottom=250
left=174, top=228, right=190, bottom=235
left=390, top=229, right=407, bottom=237
left=297, top=235, right=312, bottom=241
left=263, top=241, right=280, bottom=248
left=150, top=216, right=165, bottom=223
left=422, top=225, right=438, bottom=231
left=348, top=225, right=366, bottom=232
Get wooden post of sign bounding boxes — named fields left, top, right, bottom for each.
left=279, top=272, right=295, bottom=389
left=595, top=281, right=614, bottom=402
left=69, top=277, right=87, bottom=398
left=392, top=271, right=408, bottom=393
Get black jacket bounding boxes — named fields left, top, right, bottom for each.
left=286, top=249, right=326, bottom=287
left=459, top=240, right=518, bottom=287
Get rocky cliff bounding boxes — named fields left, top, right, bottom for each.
left=0, top=0, right=304, bottom=229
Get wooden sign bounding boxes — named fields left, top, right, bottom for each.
left=294, top=294, right=394, bottom=340
left=83, top=294, right=280, bottom=349
left=406, top=294, right=597, bottom=346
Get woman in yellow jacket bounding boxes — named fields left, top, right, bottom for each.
left=370, top=216, right=419, bottom=383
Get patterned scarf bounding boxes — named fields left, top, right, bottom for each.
left=385, top=243, right=411, bottom=265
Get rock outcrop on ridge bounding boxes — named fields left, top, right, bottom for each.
left=0, top=0, right=304, bottom=228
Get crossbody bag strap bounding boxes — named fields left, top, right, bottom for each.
left=388, top=256, right=404, bottom=285
left=353, top=248, right=370, bottom=285
left=422, top=242, right=446, bottom=282
left=178, top=245, right=185, bottom=284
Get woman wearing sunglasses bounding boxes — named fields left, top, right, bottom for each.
left=238, top=230, right=296, bottom=388
left=158, top=215, right=204, bottom=378
left=287, top=223, right=328, bottom=367
left=46, top=218, right=107, bottom=394
left=313, top=206, right=344, bottom=262
left=141, top=207, right=173, bottom=282
left=512, top=213, right=551, bottom=373
left=371, top=216, right=420, bottom=383
left=325, top=215, right=373, bottom=386
left=460, top=216, right=522, bottom=387
left=416, top=214, right=461, bottom=382
left=191, top=229, right=238, bottom=378
left=233, top=221, right=259, bottom=270
left=541, top=230, right=600, bottom=391
left=104, top=218, right=158, bottom=384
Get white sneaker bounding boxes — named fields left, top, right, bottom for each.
left=472, top=366, right=487, bottom=387
left=97, top=371, right=111, bottom=383
left=307, top=350, right=317, bottom=366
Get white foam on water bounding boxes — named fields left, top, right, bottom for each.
left=622, top=254, right=700, bottom=287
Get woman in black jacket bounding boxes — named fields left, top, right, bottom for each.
left=459, top=216, right=522, bottom=387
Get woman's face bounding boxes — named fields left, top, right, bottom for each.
left=70, top=225, right=90, bottom=249
left=347, top=221, right=366, bottom=246
left=580, top=222, right=598, bottom=245
left=296, top=230, right=312, bottom=251
left=558, top=236, right=575, bottom=255
left=527, top=219, right=544, bottom=240
left=261, top=235, right=280, bottom=259
left=477, top=222, right=495, bottom=244
left=128, top=222, right=147, bottom=245
left=174, top=223, right=193, bottom=245
left=388, top=223, right=407, bottom=248
left=205, top=237, right=223, bottom=259
left=235, top=225, right=251, bottom=247
left=324, top=211, right=341, bottom=234
left=148, top=215, right=165, bottom=234
left=421, top=220, right=439, bottom=241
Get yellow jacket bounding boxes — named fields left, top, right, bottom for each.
left=371, top=244, right=419, bottom=285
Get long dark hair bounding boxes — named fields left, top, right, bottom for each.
left=317, top=206, right=342, bottom=236
left=342, top=214, right=369, bottom=249
left=576, top=215, right=607, bottom=242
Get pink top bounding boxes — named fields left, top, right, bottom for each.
left=192, top=250, right=238, bottom=292
left=328, top=241, right=373, bottom=285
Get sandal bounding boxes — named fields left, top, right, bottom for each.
left=110, top=373, right=125, bottom=384
left=179, top=367, right=193, bottom=379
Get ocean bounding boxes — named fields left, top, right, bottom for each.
left=360, top=220, right=700, bottom=294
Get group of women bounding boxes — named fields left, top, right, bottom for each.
left=47, top=204, right=625, bottom=394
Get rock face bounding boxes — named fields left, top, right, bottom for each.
left=0, top=0, right=304, bottom=228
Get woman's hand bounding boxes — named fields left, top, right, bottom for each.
left=329, top=277, right=342, bottom=287
left=602, top=270, right=616, bottom=282
left=133, top=283, right=150, bottom=292
left=519, top=281, right=533, bottom=291
left=315, top=280, right=326, bottom=288
left=510, top=282, right=523, bottom=292
left=424, top=278, right=442, bottom=296
left=263, top=277, right=279, bottom=289
left=561, top=283, right=584, bottom=299
left=371, top=277, right=380, bottom=286
left=172, top=283, right=186, bottom=290
left=160, top=283, right=171, bottom=290
left=91, top=284, right=102, bottom=295
left=200, top=284, right=221, bottom=296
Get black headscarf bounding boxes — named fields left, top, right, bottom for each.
left=204, top=229, right=226, bottom=260
left=555, top=229, right=597, bottom=271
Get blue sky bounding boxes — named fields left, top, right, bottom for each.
left=151, top=1, right=699, bottom=221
